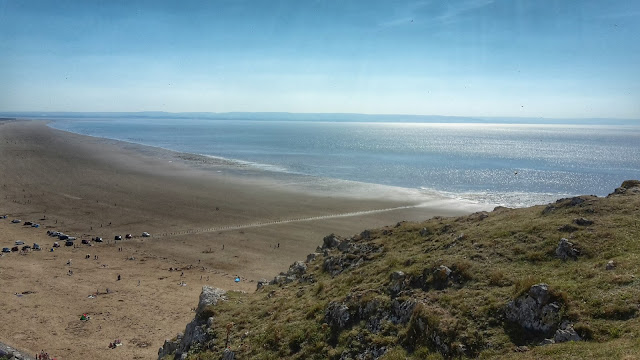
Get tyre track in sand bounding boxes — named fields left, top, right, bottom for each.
left=153, top=204, right=419, bottom=239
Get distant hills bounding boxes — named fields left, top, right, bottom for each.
left=1, top=111, right=639, bottom=125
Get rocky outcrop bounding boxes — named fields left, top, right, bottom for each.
left=270, top=260, right=311, bottom=285
left=609, top=180, right=640, bottom=196
left=505, top=283, right=562, bottom=336
left=573, top=217, right=593, bottom=226
left=321, top=234, right=383, bottom=276
left=542, top=195, right=596, bottom=214
left=555, top=238, right=580, bottom=261
left=0, top=342, right=36, bottom=360
left=158, top=286, right=227, bottom=360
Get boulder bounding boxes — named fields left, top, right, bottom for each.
left=388, top=271, right=407, bottom=296
left=196, top=286, right=227, bottom=315
left=325, top=302, right=352, bottom=329
left=555, top=238, right=579, bottom=261
left=553, top=321, right=581, bottom=343
left=432, top=265, right=453, bottom=290
left=222, top=348, right=235, bottom=360
left=256, top=279, right=269, bottom=290
left=505, top=283, right=562, bottom=336
left=306, top=253, right=319, bottom=263
left=158, top=287, right=227, bottom=359
left=322, top=234, right=341, bottom=249
left=557, top=224, right=578, bottom=233
left=573, top=218, right=593, bottom=226
left=606, top=260, right=616, bottom=270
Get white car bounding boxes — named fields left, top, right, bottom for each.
left=142, top=232, right=151, bottom=237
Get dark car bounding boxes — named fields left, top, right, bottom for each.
left=11, top=246, right=19, bottom=252
left=23, top=221, right=33, bottom=226
left=2, top=248, right=10, bottom=253
left=125, top=233, right=133, bottom=239
left=81, top=239, right=90, bottom=245
left=93, top=237, right=103, bottom=242
left=65, top=240, right=74, bottom=246
left=58, top=235, right=69, bottom=240
left=114, top=235, right=122, bottom=240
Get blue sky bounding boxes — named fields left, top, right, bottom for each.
left=1, top=0, right=639, bottom=118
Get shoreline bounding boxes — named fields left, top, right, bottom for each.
left=0, top=119, right=479, bottom=360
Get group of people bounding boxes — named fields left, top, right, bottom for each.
left=37, top=350, right=54, bottom=359
left=108, top=339, right=122, bottom=349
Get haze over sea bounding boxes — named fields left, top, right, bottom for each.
left=44, top=114, right=640, bottom=208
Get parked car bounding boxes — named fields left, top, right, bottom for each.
left=2, top=248, right=10, bottom=253
left=58, top=235, right=69, bottom=240
left=11, top=246, right=19, bottom=252
left=23, top=221, right=33, bottom=226
left=11, top=219, right=21, bottom=223
left=81, top=239, right=90, bottom=245
left=125, top=233, right=133, bottom=239
left=65, top=240, right=74, bottom=247
left=114, top=235, right=122, bottom=240
left=53, top=242, right=60, bottom=248
left=15, top=240, right=25, bottom=245
left=21, top=245, right=31, bottom=251
left=33, top=243, right=41, bottom=250
left=142, top=232, right=151, bottom=237
left=94, top=237, right=103, bottom=242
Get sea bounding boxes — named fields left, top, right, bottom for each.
left=46, top=116, right=640, bottom=209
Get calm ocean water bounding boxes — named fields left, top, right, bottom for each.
left=48, top=118, right=640, bottom=208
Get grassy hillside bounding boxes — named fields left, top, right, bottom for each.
left=163, top=181, right=640, bottom=359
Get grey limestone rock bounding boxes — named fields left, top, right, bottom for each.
left=325, top=302, right=352, bottom=329
left=555, top=238, right=579, bottom=261
left=505, top=283, right=562, bottom=336
left=553, top=321, right=582, bottom=343
left=573, top=217, right=594, bottom=226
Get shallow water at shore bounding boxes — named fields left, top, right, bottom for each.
left=48, top=118, right=640, bottom=208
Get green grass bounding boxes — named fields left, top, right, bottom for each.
left=181, top=186, right=640, bottom=359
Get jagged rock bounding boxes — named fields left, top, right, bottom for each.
left=419, top=227, right=431, bottom=236
left=337, top=240, right=352, bottom=252
left=288, top=261, right=307, bottom=276
left=557, top=224, right=578, bottom=233
left=610, top=180, right=640, bottom=196
left=543, top=196, right=595, bottom=215
left=306, top=253, right=319, bottom=263
left=222, top=348, right=235, bottom=360
left=606, top=260, right=616, bottom=270
left=468, top=211, right=489, bottom=221
left=573, top=217, right=593, bottom=226
left=360, top=229, right=371, bottom=240
left=322, top=240, right=382, bottom=276
left=390, top=299, right=416, bottom=325
left=270, top=261, right=309, bottom=284
left=256, top=279, right=269, bottom=290
left=553, top=321, right=581, bottom=343
left=388, top=271, right=407, bottom=296
left=555, top=238, right=580, bottom=261
left=325, top=302, right=352, bottom=329
left=432, top=265, right=453, bottom=290
left=323, top=233, right=341, bottom=249
left=539, top=338, right=555, bottom=345
left=505, top=283, right=562, bottom=336
left=197, top=286, right=227, bottom=315
left=158, top=287, right=227, bottom=359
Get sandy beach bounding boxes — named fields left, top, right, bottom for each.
left=0, top=119, right=477, bottom=360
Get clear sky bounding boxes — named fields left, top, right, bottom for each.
left=1, top=0, right=639, bottom=118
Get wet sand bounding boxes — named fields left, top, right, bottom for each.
left=0, top=119, right=480, bottom=359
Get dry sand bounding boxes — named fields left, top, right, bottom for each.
left=0, top=119, right=480, bottom=359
